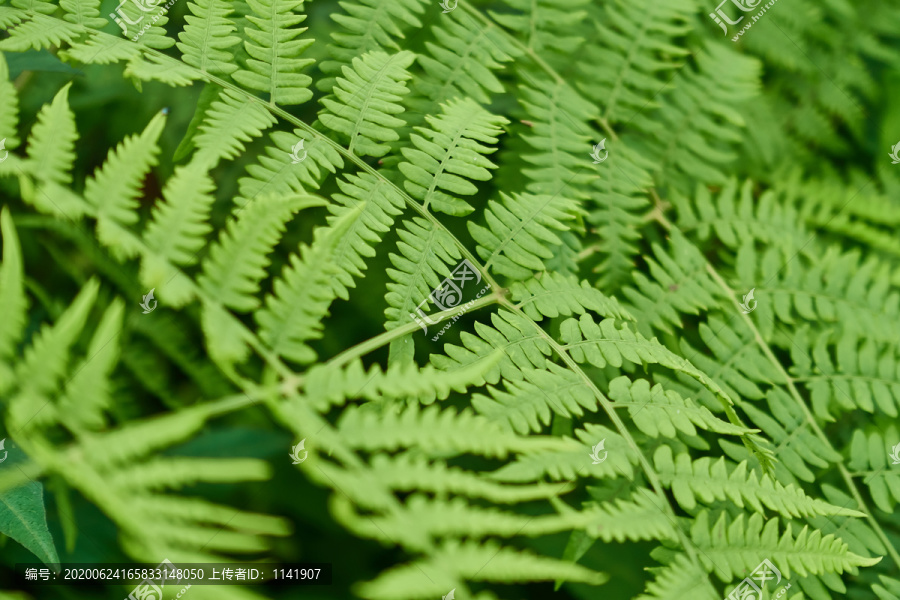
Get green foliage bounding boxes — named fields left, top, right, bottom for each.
left=1, top=1, right=899, bottom=600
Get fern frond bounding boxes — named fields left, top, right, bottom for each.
left=672, top=179, right=810, bottom=251
left=56, top=299, right=124, bottom=432
left=791, top=328, right=900, bottom=420
left=357, top=539, right=607, bottom=600
left=578, top=0, right=692, bottom=123
left=490, top=0, right=589, bottom=60
left=335, top=402, right=568, bottom=459
left=622, top=229, right=725, bottom=337
left=579, top=491, right=680, bottom=543
left=489, top=424, right=635, bottom=482
left=674, top=317, right=774, bottom=407
left=633, top=41, right=760, bottom=191
left=431, top=309, right=553, bottom=383
left=140, top=161, right=216, bottom=305
left=299, top=349, right=503, bottom=412
left=84, top=112, right=166, bottom=256
left=255, top=204, right=364, bottom=364
left=59, top=0, right=106, bottom=28
left=608, top=377, right=749, bottom=439
left=176, top=0, right=240, bottom=74
left=692, top=510, right=880, bottom=582
left=0, top=11, right=81, bottom=51
left=110, top=0, right=174, bottom=50
left=0, top=51, right=19, bottom=153
left=319, top=0, right=427, bottom=84
left=318, top=50, right=415, bottom=157
left=509, top=271, right=633, bottom=322
left=331, top=493, right=616, bottom=549
left=236, top=129, right=344, bottom=204
left=198, top=194, right=324, bottom=312
left=24, top=82, right=76, bottom=185
left=124, top=52, right=199, bottom=86
left=60, top=30, right=142, bottom=65
left=410, top=16, right=520, bottom=112
left=384, top=217, right=461, bottom=330
left=654, top=445, right=863, bottom=519
left=470, top=191, right=579, bottom=280
left=501, top=78, right=596, bottom=198
left=737, top=388, right=842, bottom=483
left=232, top=0, right=315, bottom=104
left=8, top=0, right=56, bottom=15
left=398, top=97, right=507, bottom=216
left=0, top=208, right=27, bottom=392
left=848, top=426, right=900, bottom=513
left=327, top=172, right=405, bottom=299
left=734, top=243, right=900, bottom=345
left=559, top=313, right=732, bottom=404
left=636, top=554, right=719, bottom=600
left=472, top=365, right=596, bottom=434
left=191, top=87, right=277, bottom=169
left=343, top=453, right=569, bottom=504
left=9, top=279, right=99, bottom=409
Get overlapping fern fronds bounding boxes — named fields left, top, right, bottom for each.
left=1, top=1, right=899, bottom=600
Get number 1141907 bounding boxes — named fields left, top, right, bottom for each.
left=273, top=568, right=321, bottom=580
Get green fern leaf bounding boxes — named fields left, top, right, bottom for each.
left=489, top=424, right=635, bottom=482
left=384, top=217, right=461, bottom=330
left=198, top=194, right=325, bottom=312
left=472, top=365, right=596, bottom=434
left=510, top=271, right=634, bottom=322
left=636, top=554, right=719, bottom=600
left=470, top=191, right=579, bottom=280
left=176, top=0, right=240, bottom=74
left=10, top=279, right=99, bottom=405
left=0, top=12, right=81, bottom=52
left=59, top=0, right=107, bottom=28
left=256, top=203, right=365, bottom=364
left=233, top=0, right=315, bottom=104
left=358, top=539, right=607, bottom=600
left=191, top=87, right=277, bottom=168
left=140, top=160, right=216, bottom=305
left=608, top=376, right=750, bottom=439
left=0, top=208, right=27, bottom=391
left=398, top=97, right=507, bottom=216
left=24, top=82, right=76, bottom=185
left=320, top=0, right=426, bottom=87
left=56, top=299, right=125, bottom=432
left=848, top=426, right=900, bottom=513
left=318, top=50, right=415, bottom=157
left=654, top=445, right=865, bottom=519
left=326, top=172, right=405, bottom=299
left=84, top=112, right=166, bottom=256
left=692, top=510, right=880, bottom=581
